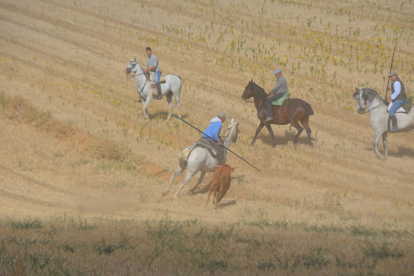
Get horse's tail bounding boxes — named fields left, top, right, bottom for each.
left=303, top=101, right=314, bottom=116
left=177, top=146, right=194, bottom=168
left=178, top=155, right=187, bottom=169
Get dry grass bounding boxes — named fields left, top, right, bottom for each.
left=0, top=0, right=414, bottom=274
left=0, top=215, right=413, bottom=275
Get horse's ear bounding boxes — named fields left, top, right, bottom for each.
left=131, top=58, right=133, bottom=62
left=355, top=87, right=359, bottom=91
left=134, top=57, right=136, bottom=62
left=231, top=118, right=234, bottom=124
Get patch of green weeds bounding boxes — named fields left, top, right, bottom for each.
left=361, top=241, right=404, bottom=260
left=0, top=91, right=11, bottom=110
left=93, top=236, right=131, bottom=255
left=7, top=217, right=44, bottom=230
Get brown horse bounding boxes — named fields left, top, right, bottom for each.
left=241, top=80, right=314, bottom=147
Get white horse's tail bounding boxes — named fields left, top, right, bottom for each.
left=177, top=146, right=194, bottom=168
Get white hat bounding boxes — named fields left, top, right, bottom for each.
left=218, top=112, right=227, bottom=119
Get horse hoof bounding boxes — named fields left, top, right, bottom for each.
left=161, top=190, right=169, bottom=197
left=187, top=189, right=194, bottom=195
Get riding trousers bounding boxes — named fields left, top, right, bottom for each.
left=266, top=93, right=285, bottom=117
left=389, top=100, right=405, bottom=117
left=154, top=71, right=162, bottom=84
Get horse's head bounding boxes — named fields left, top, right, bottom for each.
left=124, top=58, right=142, bottom=75
left=241, top=80, right=254, bottom=101
left=223, top=118, right=240, bottom=145
left=352, top=87, right=369, bottom=114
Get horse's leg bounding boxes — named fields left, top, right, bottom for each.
left=166, top=92, right=173, bottom=121
left=251, top=122, right=265, bottom=146
left=190, top=171, right=206, bottom=193
left=300, top=116, right=312, bottom=146
left=173, top=84, right=182, bottom=118
left=142, top=96, right=152, bottom=121
left=291, top=121, right=304, bottom=145
left=373, top=132, right=383, bottom=158
left=382, top=132, right=388, bottom=158
left=163, top=165, right=185, bottom=197
left=265, top=124, right=277, bottom=147
left=175, top=170, right=198, bottom=198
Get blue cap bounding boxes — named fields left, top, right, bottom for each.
left=274, top=69, right=281, bottom=75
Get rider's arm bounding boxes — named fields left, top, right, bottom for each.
left=391, top=82, right=401, bottom=100
left=145, top=66, right=157, bottom=72
left=211, top=123, right=222, bottom=143
left=270, top=81, right=282, bottom=94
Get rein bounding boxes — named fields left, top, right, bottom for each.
left=361, top=102, right=386, bottom=114
left=126, top=71, right=148, bottom=99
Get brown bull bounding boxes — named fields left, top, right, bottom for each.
left=205, top=164, right=236, bottom=209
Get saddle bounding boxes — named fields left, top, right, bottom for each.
left=194, top=141, right=219, bottom=158
left=271, top=93, right=291, bottom=106
left=387, top=96, right=412, bottom=113
left=178, top=142, right=219, bottom=162
left=146, top=72, right=166, bottom=87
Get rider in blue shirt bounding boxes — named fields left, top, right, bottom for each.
left=200, top=112, right=227, bottom=164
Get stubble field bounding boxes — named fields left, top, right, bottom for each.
left=0, top=0, right=414, bottom=274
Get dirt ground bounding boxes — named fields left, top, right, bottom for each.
left=0, top=0, right=414, bottom=274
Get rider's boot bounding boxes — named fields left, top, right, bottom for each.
left=263, top=116, right=273, bottom=123
left=156, top=83, right=162, bottom=100
left=390, top=115, right=399, bottom=133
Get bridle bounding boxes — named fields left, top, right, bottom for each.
left=359, top=102, right=386, bottom=114
left=125, top=62, right=149, bottom=98
left=222, top=123, right=240, bottom=147
left=357, top=89, right=387, bottom=114
left=242, top=87, right=255, bottom=103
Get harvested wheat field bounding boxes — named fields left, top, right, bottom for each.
left=0, top=0, right=414, bottom=274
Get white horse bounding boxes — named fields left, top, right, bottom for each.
left=125, top=58, right=182, bottom=121
left=353, top=87, right=414, bottom=158
left=164, top=118, right=239, bottom=198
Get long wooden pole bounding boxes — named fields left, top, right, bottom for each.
left=173, top=114, right=261, bottom=172
left=385, top=46, right=396, bottom=99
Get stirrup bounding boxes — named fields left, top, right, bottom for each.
left=389, top=127, right=399, bottom=133
left=264, top=117, right=273, bottom=122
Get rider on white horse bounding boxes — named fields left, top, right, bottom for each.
left=144, top=47, right=162, bottom=100
left=386, top=72, right=407, bottom=133
left=200, top=112, right=227, bottom=165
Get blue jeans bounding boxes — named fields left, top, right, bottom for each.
left=154, top=71, right=162, bottom=84
left=389, top=100, right=405, bottom=116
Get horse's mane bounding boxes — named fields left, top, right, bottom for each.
left=353, top=88, right=387, bottom=104
left=250, top=81, right=268, bottom=99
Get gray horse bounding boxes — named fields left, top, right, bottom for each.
left=353, top=87, right=414, bottom=158
left=125, top=58, right=182, bottom=121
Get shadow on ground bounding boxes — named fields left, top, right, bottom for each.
left=257, top=128, right=315, bottom=146
left=150, top=111, right=189, bottom=120
left=391, top=147, right=414, bottom=158
left=219, top=200, right=237, bottom=208
left=192, top=185, right=210, bottom=195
